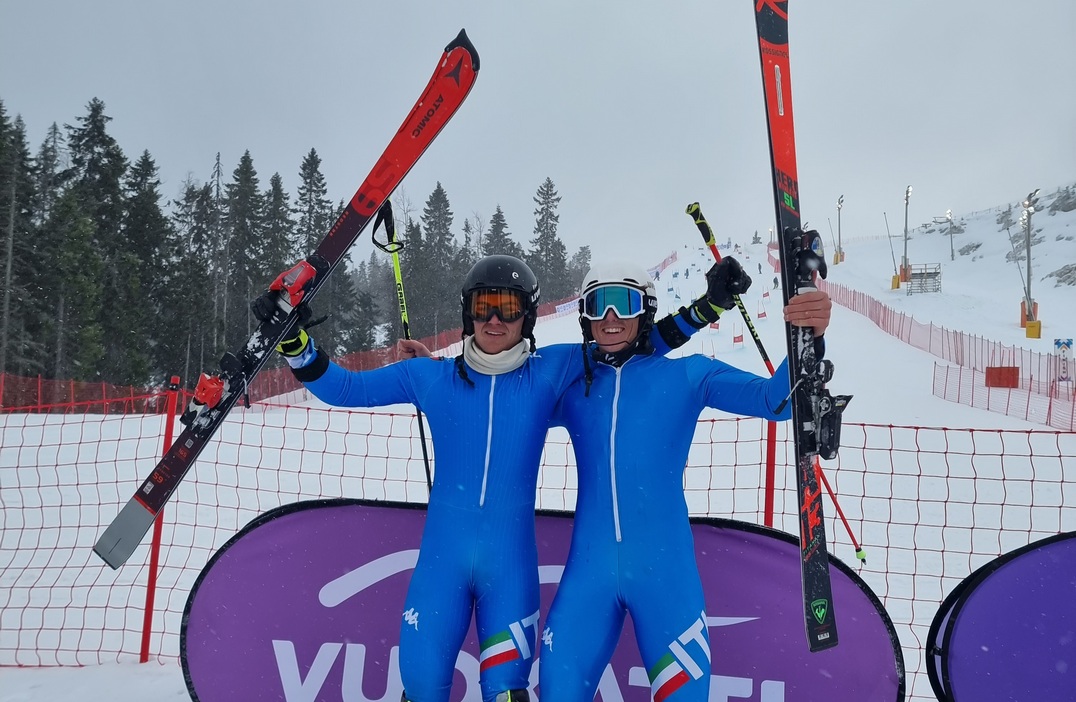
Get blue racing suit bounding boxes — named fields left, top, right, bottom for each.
left=290, top=323, right=694, bottom=701
left=540, top=351, right=792, bottom=702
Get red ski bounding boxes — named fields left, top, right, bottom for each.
left=94, top=29, right=480, bottom=569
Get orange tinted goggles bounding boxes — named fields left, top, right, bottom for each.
left=467, top=288, right=526, bottom=323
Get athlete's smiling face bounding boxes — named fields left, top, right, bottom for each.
left=590, top=310, right=640, bottom=353
left=473, top=314, right=525, bottom=354
left=469, top=288, right=526, bottom=354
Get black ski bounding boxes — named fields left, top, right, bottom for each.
left=753, top=1, right=850, bottom=652
left=93, top=29, right=480, bottom=569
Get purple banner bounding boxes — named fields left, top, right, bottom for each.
left=182, top=499, right=903, bottom=701
left=927, top=531, right=1076, bottom=701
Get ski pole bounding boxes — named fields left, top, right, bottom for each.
left=685, top=202, right=866, bottom=564
left=686, top=202, right=775, bottom=374
left=373, top=200, right=434, bottom=493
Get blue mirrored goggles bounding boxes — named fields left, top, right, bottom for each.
left=581, top=285, right=647, bottom=321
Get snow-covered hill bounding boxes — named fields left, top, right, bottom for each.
left=3, top=183, right=1074, bottom=701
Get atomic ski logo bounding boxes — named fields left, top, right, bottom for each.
left=411, top=94, right=446, bottom=139
left=445, top=57, right=464, bottom=87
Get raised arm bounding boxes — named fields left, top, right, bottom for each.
left=654, top=257, right=751, bottom=352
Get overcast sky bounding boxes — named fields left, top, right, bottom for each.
left=2, top=0, right=1073, bottom=268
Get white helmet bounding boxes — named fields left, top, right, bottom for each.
left=579, top=262, right=656, bottom=299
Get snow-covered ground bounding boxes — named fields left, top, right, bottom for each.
left=2, top=185, right=1074, bottom=700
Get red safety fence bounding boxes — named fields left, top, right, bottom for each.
left=0, top=293, right=585, bottom=413
left=820, top=280, right=1067, bottom=388
left=0, top=373, right=169, bottom=414
left=765, top=242, right=1073, bottom=430
left=933, top=363, right=1076, bottom=430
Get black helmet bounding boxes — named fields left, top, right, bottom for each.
left=460, top=255, right=541, bottom=341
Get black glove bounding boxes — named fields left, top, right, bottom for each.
left=251, top=291, right=283, bottom=324
left=705, top=257, right=751, bottom=310
left=251, top=291, right=315, bottom=357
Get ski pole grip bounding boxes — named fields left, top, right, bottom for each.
left=685, top=202, right=722, bottom=261
left=371, top=201, right=404, bottom=254
left=374, top=200, right=395, bottom=241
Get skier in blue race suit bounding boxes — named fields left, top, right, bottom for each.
left=538, top=259, right=832, bottom=701
left=253, top=254, right=733, bottom=702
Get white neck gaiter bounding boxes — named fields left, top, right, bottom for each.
left=462, top=335, right=530, bottom=375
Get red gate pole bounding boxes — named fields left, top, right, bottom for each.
left=139, top=376, right=181, bottom=662
left=763, top=421, right=777, bottom=527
